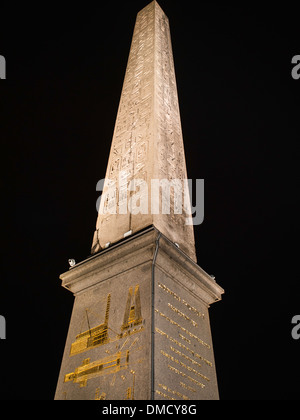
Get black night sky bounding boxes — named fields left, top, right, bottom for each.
left=1, top=1, right=299, bottom=400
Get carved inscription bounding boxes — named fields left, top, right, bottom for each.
left=99, top=5, right=154, bottom=222
left=160, top=350, right=210, bottom=382
left=157, top=383, right=189, bottom=400
left=168, top=365, right=205, bottom=389
left=155, top=276, right=215, bottom=399
left=155, top=328, right=213, bottom=368
left=155, top=309, right=210, bottom=349
left=158, top=282, right=205, bottom=319
left=93, top=1, right=196, bottom=257
left=167, top=303, right=198, bottom=327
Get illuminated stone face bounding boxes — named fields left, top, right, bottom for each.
left=92, top=1, right=196, bottom=262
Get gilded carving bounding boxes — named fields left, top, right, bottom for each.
left=155, top=308, right=210, bottom=349
left=155, top=327, right=213, bottom=367
left=70, top=294, right=111, bottom=356
left=64, top=351, right=130, bottom=388
left=158, top=383, right=189, bottom=401
left=158, top=282, right=205, bottom=319
left=69, top=286, right=143, bottom=357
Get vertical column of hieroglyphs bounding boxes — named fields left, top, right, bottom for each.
left=154, top=4, right=185, bottom=184
left=153, top=3, right=195, bottom=259
left=92, top=2, right=196, bottom=261
left=92, top=3, right=155, bottom=251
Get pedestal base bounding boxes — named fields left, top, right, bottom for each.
left=55, top=227, right=224, bottom=400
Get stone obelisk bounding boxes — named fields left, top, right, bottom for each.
left=91, top=0, right=196, bottom=261
left=55, top=1, right=224, bottom=401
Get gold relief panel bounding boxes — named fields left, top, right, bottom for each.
left=70, top=294, right=111, bottom=356
left=64, top=350, right=130, bottom=388
left=70, top=285, right=143, bottom=357
left=121, top=285, right=143, bottom=331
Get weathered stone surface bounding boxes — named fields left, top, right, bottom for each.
left=91, top=1, right=196, bottom=262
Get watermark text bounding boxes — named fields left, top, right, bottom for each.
left=291, top=55, right=300, bottom=80
left=0, top=55, right=6, bottom=79
left=291, top=315, right=300, bottom=340
left=0, top=315, right=6, bottom=339
left=96, top=173, right=204, bottom=226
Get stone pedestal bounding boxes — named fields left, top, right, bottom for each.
left=55, top=227, right=224, bottom=400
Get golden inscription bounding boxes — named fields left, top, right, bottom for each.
left=155, top=327, right=213, bottom=367
left=179, top=333, right=191, bottom=344
left=170, top=346, right=202, bottom=370
left=64, top=350, right=129, bottom=388
left=180, top=382, right=196, bottom=394
left=161, top=350, right=210, bottom=382
left=167, top=365, right=205, bottom=389
left=158, top=383, right=189, bottom=401
left=155, top=309, right=210, bottom=349
left=155, top=390, right=175, bottom=400
left=158, top=282, right=205, bottom=319
left=168, top=303, right=197, bottom=327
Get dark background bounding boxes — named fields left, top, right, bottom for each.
left=1, top=0, right=299, bottom=400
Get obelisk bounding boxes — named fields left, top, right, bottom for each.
left=55, top=1, right=224, bottom=401
left=91, top=0, right=196, bottom=261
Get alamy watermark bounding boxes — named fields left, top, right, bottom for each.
left=0, top=315, right=6, bottom=339
left=96, top=172, right=204, bottom=226
left=0, top=55, right=6, bottom=79
left=291, top=315, right=300, bottom=340
left=291, top=55, right=300, bottom=80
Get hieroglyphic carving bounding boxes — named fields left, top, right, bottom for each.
left=154, top=5, right=189, bottom=229
left=92, top=1, right=197, bottom=262
left=154, top=6, right=186, bottom=185
left=98, top=4, right=155, bottom=224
